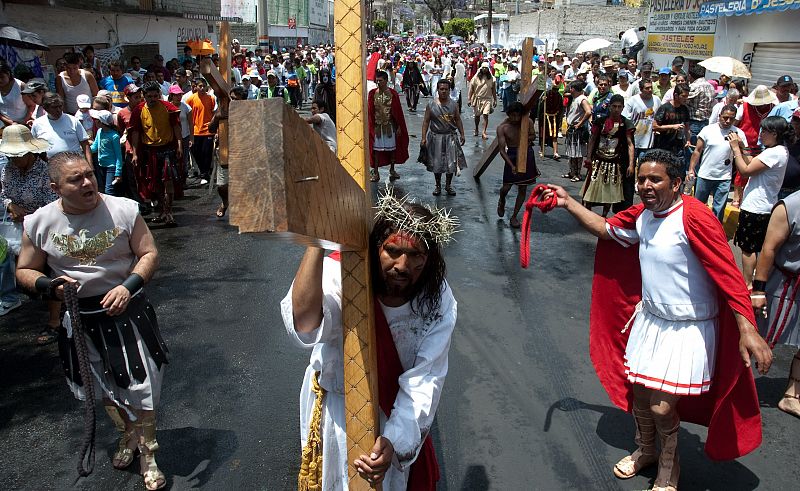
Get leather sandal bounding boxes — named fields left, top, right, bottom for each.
left=651, top=421, right=680, bottom=491
left=113, top=428, right=139, bottom=469
left=137, top=415, right=166, bottom=490
left=432, top=185, right=441, bottom=196
left=778, top=374, right=800, bottom=419
left=445, top=186, right=456, bottom=196
left=614, top=406, right=658, bottom=479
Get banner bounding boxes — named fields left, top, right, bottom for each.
left=221, top=0, right=257, bottom=23
left=699, top=0, right=800, bottom=17
left=647, top=0, right=717, bottom=57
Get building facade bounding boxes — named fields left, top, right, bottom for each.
left=2, top=0, right=226, bottom=63
left=644, top=0, right=799, bottom=88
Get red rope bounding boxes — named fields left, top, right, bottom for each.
left=520, top=184, right=559, bottom=269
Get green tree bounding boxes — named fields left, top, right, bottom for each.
left=444, top=18, right=475, bottom=38
left=373, top=19, right=389, bottom=34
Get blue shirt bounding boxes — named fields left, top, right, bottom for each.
left=99, top=75, right=134, bottom=107
left=768, top=99, right=799, bottom=122
left=90, top=127, right=124, bottom=176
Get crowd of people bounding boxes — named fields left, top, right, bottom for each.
left=0, top=32, right=799, bottom=491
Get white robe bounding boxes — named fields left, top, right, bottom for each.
left=281, top=257, right=457, bottom=490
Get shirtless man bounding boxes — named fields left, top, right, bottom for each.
left=497, top=102, right=539, bottom=228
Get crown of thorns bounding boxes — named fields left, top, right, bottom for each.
left=374, top=189, right=459, bottom=246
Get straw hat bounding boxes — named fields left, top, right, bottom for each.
left=744, top=85, right=778, bottom=106
left=0, top=124, right=50, bottom=157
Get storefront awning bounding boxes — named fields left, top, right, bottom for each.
left=699, top=0, right=800, bottom=18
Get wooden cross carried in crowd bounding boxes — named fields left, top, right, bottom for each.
left=200, top=22, right=231, bottom=166
left=473, top=38, right=537, bottom=179
left=227, top=3, right=381, bottom=490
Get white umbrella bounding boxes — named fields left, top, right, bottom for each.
left=699, top=56, right=752, bottom=79
left=574, top=38, right=611, bottom=54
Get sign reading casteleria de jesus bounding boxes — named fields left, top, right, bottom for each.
left=647, top=0, right=717, bottom=58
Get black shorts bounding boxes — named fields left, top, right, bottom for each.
left=734, top=210, right=771, bottom=254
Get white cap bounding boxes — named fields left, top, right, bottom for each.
left=76, top=94, right=91, bottom=109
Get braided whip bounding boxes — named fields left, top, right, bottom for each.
left=520, top=184, right=559, bottom=269
left=53, top=279, right=97, bottom=480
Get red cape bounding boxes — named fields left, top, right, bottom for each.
left=366, top=52, right=381, bottom=82
left=367, top=88, right=410, bottom=167
left=591, top=196, right=762, bottom=461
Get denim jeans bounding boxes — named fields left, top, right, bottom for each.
left=694, top=177, right=730, bottom=221
left=0, top=252, right=19, bottom=304
left=685, top=119, right=708, bottom=173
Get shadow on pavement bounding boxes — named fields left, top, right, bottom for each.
left=157, top=426, right=238, bottom=489
left=459, top=464, right=490, bottom=490
left=544, top=397, right=760, bottom=490
left=755, top=375, right=790, bottom=409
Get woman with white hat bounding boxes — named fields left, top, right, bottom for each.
left=0, top=124, right=59, bottom=342
left=731, top=85, right=778, bottom=207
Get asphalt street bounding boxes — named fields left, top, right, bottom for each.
left=1, top=96, right=798, bottom=490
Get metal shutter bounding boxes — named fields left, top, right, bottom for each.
left=750, top=43, right=800, bottom=89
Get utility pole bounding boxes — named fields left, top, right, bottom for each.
left=257, top=0, right=270, bottom=51
left=488, top=0, right=493, bottom=44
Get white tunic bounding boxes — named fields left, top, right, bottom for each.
left=281, top=257, right=457, bottom=490
left=606, top=200, right=718, bottom=395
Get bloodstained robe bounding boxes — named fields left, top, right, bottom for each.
left=281, top=253, right=456, bottom=489
left=367, top=87, right=410, bottom=168
left=591, top=196, right=762, bottom=461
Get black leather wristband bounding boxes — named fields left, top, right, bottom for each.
left=751, top=280, right=767, bottom=292
left=34, top=275, right=51, bottom=293
left=121, top=273, right=144, bottom=294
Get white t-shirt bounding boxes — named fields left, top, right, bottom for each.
left=696, top=124, right=748, bottom=181
left=623, top=95, right=661, bottom=149
left=177, top=101, right=192, bottom=139
left=708, top=101, right=743, bottom=125
left=621, top=29, right=643, bottom=50
left=741, top=145, right=789, bottom=214
left=612, top=83, right=639, bottom=100
left=31, top=113, right=88, bottom=157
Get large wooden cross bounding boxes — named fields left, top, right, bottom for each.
left=473, top=38, right=537, bottom=179
left=227, top=3, right=381, bottom=489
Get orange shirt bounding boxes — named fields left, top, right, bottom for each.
left=185, top=92, right=216, bottom=136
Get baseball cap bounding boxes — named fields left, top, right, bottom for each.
left=123, top=83, right=141, bottom=96
left=21, top=81, right=46, bottom=94
left=266, top=70, right=278, bottom=78
left=658, top=67, right=671, bottom=75
left=232, top=38, right=240, bottom=44
left=168, top=84, right=184, bottom=95
left=618, top=69, right=631, bottom=81
left=76, top=94, right=91, bottom=109
left=777, top=75, right=794, bottom=86
left=88, top=109, right=114, bottom=126
left=480, top=61, right=490, bottom=69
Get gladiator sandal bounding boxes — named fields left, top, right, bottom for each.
left=778, top=354, right=800, bottom=419
left=105, top=406, right=138, bottom=470
left=651, top=421, right=680, bottom=491
left=137, top=415, right=166, bottom=490
left=614, top=404, right=659, bottom=479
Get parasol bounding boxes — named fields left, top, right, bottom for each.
left=0, top=24, right=49, bottom=51
left=187, top=38, right=215, bottom=56
left=699, top=56, right=751, bottom=79
left=573, top=38, right=611, bottom=54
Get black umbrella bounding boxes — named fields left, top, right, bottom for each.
left=0, top=24, right=50, bottom=51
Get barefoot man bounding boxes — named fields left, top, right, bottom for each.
left=497, top=102, right=539, bottom=228
left=539, top=149, right=773, bottom=490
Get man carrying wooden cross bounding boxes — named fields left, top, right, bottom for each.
left=282, top=192, right=458, bottom=490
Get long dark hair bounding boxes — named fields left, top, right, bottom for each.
left=761, top=116, right=795, bottom=147
left=369, top=203, right=447, bottom=320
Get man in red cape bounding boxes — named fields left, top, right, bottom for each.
left=540, top=149, right=772, bottom=491
left=368, top=70, right=409, bottom=182
left=283, top=194, right=457, bottom=490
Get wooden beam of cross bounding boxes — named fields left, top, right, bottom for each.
left=228, top=2, right=382, bottom=489
left=473, top=38, right=537, bottom=180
